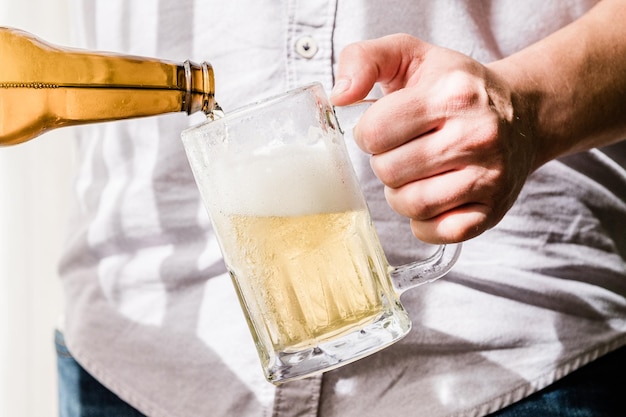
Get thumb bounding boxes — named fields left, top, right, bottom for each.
left=330, top=34, right=431, bottom=106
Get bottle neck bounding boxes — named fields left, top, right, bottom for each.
left=182, top=60, right=216, bottom=115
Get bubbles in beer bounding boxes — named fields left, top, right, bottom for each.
left=222, top=209, right=392, bottom=352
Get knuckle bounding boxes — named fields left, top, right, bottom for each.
left=354, top=117, right=388, bottom=154
left=340, top=41, right=368, bottom=61
left=437, top=72, right=489, bottom=114
left=405, top=194, right=433, bottom=221
left=385, top=185, right=430, bottom=220
left=370, top=154, right=401, bottom=188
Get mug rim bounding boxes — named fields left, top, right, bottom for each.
left=182, top=82, right=324, bottom=136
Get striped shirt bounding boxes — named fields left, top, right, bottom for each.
left=59, top=1, right=626, bottom=416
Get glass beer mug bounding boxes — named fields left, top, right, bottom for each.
left=181, top=83, right=462, bottom=384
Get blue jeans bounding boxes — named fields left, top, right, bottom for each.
left=55, top=331, right=146, bottom=417
left=56, top=331, right=625, bottom=417
left=489, top=344, right=626, bottom=417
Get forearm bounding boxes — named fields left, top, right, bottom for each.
left=488, top=0, right=626, bottom=170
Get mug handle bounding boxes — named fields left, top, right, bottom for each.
left=334, top=101, right=463, bottom=295
left=389, top=243, right=462, bottom=294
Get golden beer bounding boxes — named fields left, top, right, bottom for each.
left=216, top=209, right=395, bottom=352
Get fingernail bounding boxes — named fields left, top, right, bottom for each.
left=331, top=78, right=351, bottom=97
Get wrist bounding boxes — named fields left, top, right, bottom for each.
left=486, top=54, right=580, bottom=171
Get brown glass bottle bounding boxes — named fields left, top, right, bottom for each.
left=0, top=27, right=216, bottom=146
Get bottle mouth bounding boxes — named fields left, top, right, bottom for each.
left=183, top=60, right=193, bottom=114
left=182, top=60, right=216, bottom=115
left=200, top=61, right=216, bottom=114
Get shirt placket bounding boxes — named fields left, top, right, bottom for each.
left=271, top=374, right=323, bottom=417
left=285, top=0, right=337, bottom=92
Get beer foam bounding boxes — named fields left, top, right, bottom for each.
left=210, top=142, right=363, bottom=217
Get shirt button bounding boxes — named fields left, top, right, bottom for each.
left=295, top=36, right=318, bottom=59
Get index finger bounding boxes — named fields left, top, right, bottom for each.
left=353, top=88, right=444, bottom=155
left=330, top=34, right=432, bottom=106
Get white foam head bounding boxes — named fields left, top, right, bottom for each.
left=206, top=139, right=363, bottom=216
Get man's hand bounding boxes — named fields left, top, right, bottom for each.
left=331, top=34, right=535, bottom=244
left=331, top=1, right=626, bottom=245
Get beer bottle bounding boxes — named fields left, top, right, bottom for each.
left=0, top=27, right=216, bottom=146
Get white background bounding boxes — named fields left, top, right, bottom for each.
left=1, top=1, right=74, bottom=416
